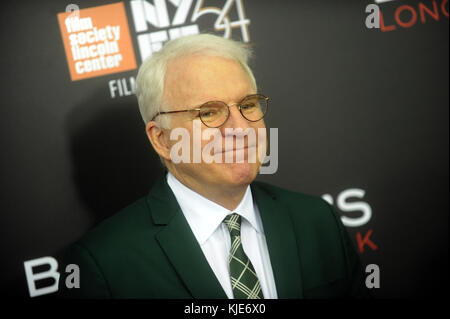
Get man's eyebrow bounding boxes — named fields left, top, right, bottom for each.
left=237, top=93, right=257, bottom=103
left=185, top=93, right=254, bottom=109
left=226, top=93, right=255, bottom=105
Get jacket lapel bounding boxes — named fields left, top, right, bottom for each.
left=146, top=177, right=227, bottom=299
left=251, top=182, right=304, bottom=298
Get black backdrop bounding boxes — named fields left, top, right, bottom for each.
left=0, top=0, right=448, bottom=298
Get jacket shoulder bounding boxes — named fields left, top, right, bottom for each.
left=77, top=196, right=153, bottom=248
left=252, top=180, right=344, bottom=242
left=252, top=180, right=332, bottom=216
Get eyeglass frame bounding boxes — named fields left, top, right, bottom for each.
left=151, top=93, right=269, bottom=128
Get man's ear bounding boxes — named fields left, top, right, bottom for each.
left=145, top=121, right=171, bottom=161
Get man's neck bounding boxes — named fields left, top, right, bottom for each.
left=168, top=171, right=248, bottom=211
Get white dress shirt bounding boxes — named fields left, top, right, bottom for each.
left=167, top=172, right=278, bottom=299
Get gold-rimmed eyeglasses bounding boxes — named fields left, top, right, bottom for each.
left=151, top=94, right=269, bottom=128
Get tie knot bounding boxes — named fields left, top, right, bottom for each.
left=224, top=213, right=241, bottom=236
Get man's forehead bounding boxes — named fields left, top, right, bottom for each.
left=167, top=54, right=238, bottom=71
left=163, top=54, right=254, bottom=107
left=165, top=55, right=246, bottom=86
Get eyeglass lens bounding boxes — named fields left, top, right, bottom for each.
left=199, top=95, right=267, bottom=128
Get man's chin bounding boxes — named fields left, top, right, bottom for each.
left=223, top=162, right=259, bottom=186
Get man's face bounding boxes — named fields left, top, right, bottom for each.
left=162, top=54, right=266, bottom=190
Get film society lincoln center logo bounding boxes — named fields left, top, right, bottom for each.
left=57, top=2, right=137, bottom=81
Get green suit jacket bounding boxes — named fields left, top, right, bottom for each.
left=57, top=176, right=371, bottom=298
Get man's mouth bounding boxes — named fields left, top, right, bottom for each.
left=214, top=143, right=257, bottom=155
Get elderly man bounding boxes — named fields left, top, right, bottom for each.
left=58, top=34, right=370, bottom=299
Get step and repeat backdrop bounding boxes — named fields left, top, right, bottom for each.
left=0, top=0, right=448, bottom=298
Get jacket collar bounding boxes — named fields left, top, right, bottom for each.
left=146, top=176, right=227, bottom=298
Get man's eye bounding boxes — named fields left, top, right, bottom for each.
left=201, top=110, right=217, bottom=118
left=241, top=103, right=257, bottom=110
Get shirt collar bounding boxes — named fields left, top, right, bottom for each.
left=166, top=172, right=262, bottom=245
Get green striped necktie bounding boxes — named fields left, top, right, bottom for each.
left=223, top=213, right=264, bottom=299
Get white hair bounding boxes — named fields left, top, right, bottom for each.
left=135, top=34, right=257, bottom=128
